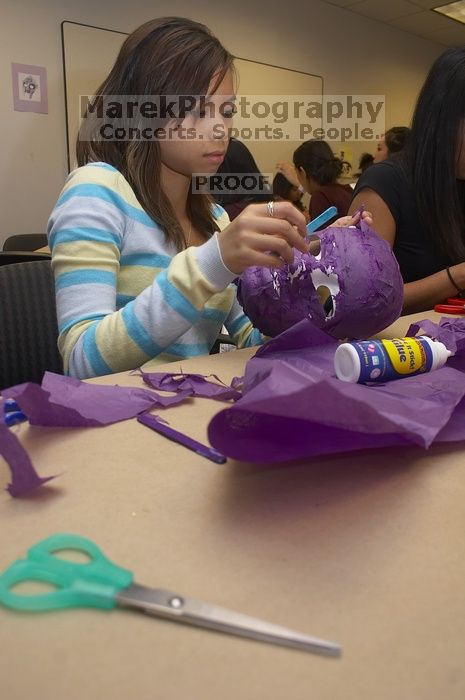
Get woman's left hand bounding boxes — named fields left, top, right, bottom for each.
left=332, top=209, right=373, bottom=227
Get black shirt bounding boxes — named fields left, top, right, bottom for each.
left=353, top=159, right=451, bottom=283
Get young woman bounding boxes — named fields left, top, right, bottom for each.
left=350, top=47, right=465, bottom=313
left=49, top=17, right=365, bottom=379
left=277, top=140, right=352, bottom=229
left=355, top=152, right=374, bottom=177
left=373, top=126, right=410, bottom=164
left=293, top=140, right=353, bottom=227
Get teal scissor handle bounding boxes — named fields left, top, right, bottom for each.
left=0, top=534, right=133, bottom=612
left=306, top=206, right=338, bottom=234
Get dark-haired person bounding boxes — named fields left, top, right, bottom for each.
left=277, top=141, right=353, bottom=228
left=213, top=138, right=271, bottom=220
left=46, top=18, right=316, bottom=379
left=356, top=152, right=374, bottom=177
left=295, top=140, right=353, bottom=227
left=272, top=172, right=309, bottom=221
left=373, top=126, right=410, bottom=163
left=350, top=47, right=465, bottom=313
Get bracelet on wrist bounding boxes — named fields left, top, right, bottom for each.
left=446, top=266, right=465, bottom=298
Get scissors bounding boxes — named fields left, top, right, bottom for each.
left=434, top=297, right=465, bottom=315
left=0, top=533, right=341, bottom=657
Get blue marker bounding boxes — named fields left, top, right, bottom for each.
left=306, top=206, right=338, bottom=234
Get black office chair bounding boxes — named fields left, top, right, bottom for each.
left=3, top=234, right=48, bottom=251
left=0, top=260, right=63, bottom=390
left=210, top=332, right=236, bottom=355
left=0, top=251, right=51, bottom=266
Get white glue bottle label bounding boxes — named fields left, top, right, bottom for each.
left=334, top=336, right=451, bottom=384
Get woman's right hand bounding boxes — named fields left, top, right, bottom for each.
left=217, top=201, right=309, bottom=275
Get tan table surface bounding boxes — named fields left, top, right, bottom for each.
left=1, top=311, right=465, bottom=700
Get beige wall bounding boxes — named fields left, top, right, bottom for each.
left=0, top=0, right=443, bottom=245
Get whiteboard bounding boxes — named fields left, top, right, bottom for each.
left=61, top=21, right=323, bottom=175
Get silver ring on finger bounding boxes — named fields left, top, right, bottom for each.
left=267, top=200, right=275, bottom=218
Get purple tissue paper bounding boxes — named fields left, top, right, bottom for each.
left=0, top=423, right=56, bottom=497
left=2, top=372, right=188, bottom=427
left=208, top=317, right=465, bottom=464
left=237, top=219, right=403, bottom=339
left=138, top=370, right=242, bottom=402
left=0, top=369, right=237, bottom=497
left=407, top=317, right=465, bottom=361
left=0, top=372, right=188, bottom=497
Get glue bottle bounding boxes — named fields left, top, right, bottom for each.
left=334, top=336, right=451, bottom=383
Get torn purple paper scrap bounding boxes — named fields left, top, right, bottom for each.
left=138, top=370, right=242, bottom=402
left=0, top=371, right=192, bottom=498
left=0, top=423, right=56, bottom=497
left=407, top=316, right=465, bottom=360
left=2, top=372, right=189, bottom=427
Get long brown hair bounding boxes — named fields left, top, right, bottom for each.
left=77, top=17, right=234, bottom=250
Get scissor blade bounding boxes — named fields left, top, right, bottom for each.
left=116, top=583, right=341, bottom=657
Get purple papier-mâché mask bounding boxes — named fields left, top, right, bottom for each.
left=236, top=219, right=404, bottom=339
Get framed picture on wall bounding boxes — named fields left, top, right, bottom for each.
left=11, top=63, right=48, bottom=114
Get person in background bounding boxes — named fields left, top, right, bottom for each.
left=356, top=152, right=374, bottom=177
left=213, top=138, right=270, bottom=220
left=350, top=47, right=465, bottom=313
left=47, top=17, right=310, bottom=379
left=272, top=172, right=309, bottom=221
left=277, top=141, right=353, bottom=228
left=293, top=140, right=353, bottom=227
left=373, top=126, right=410, bottom=163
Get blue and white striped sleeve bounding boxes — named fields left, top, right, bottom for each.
left=224, top=297, right=265, bottom=348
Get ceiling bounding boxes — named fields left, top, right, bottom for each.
left=321, top=0, right=465, bottom=46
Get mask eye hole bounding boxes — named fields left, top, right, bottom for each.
left=316, top=285, right=334, bottom=316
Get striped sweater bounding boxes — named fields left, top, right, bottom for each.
left=47, top=162, right=262, bottom=378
